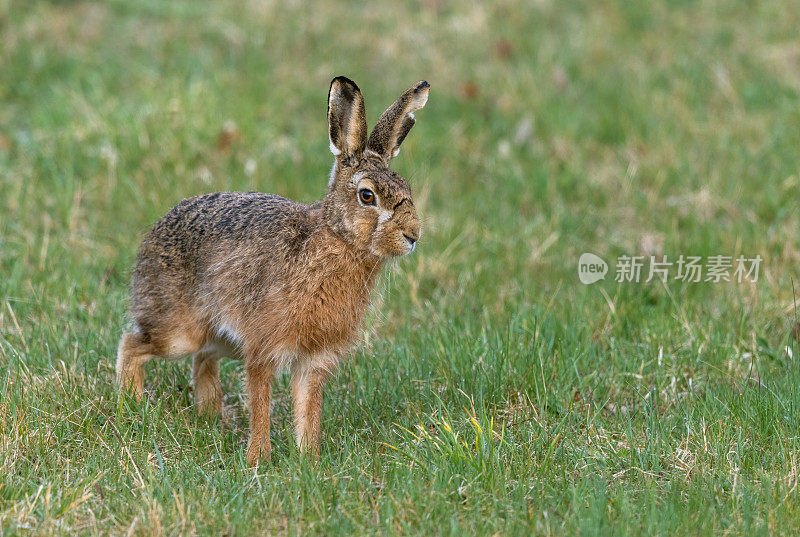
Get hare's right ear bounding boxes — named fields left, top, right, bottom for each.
left=327, top=76, right=368, bottom=165
left=367, top=80, right=430, bottom=163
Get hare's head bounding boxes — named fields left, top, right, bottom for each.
left=323, top=76, right=428, bottom=258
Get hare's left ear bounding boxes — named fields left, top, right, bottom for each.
left=367, top=80, right=430, bottom=163
left=328, top=76, right=368, bottom=165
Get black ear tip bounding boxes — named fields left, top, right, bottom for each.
left=331, top=76, right=361, bottom=92
left=416, top=80, right=430, bottom=91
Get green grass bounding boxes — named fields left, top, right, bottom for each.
left=2, top=0, right=800, bottom=534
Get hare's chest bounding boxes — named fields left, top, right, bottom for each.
left=270, top=270, right=373, bottom=355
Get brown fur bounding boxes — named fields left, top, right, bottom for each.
left=116, top=76, right=428, bottom=465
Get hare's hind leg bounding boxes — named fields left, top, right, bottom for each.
left=116, top=332, right=155, bottom=400
left=118, top=325, right=205, bottom=401
left=194, top=338, right=242, bottom=417
left=193, top=344, right=223, bottom=417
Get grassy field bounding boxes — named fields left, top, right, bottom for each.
left=2, top=0, right=800, bottom=534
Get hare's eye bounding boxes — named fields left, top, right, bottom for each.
left=358, top=189, right=376, bottom=205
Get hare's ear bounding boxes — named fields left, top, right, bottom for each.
left=327, top=76, right=368, bottom=165
left=367, top=80, right=430, bottom=163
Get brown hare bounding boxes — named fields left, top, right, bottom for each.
left=116, top=76, right=428, bottom=465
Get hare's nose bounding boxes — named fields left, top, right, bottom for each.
left=403, top=233, right=417, bottom=247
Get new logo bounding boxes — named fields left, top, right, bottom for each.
left=578, top=253, right=608, bottom=285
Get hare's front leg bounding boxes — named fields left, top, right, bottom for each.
left=291, top=361, right=331, bottom=455
left=245, top=360, right=275, bottom=466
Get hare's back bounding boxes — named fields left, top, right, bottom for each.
left=141, top=190, right=304, bottom=253
left=131, top=191, right=309, bottom=296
